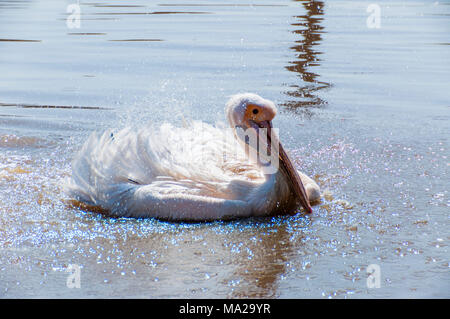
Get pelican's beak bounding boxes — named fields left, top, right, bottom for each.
left=251, top=120, right=313, bottom=214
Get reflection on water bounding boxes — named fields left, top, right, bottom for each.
left=284, top=0, right=330, bottom=110
left=108, top=39, right=163, bottom=42
left=0, top=39, right=41, bottom=42
left=229, top=222, right=292, bottom=298
left=158, top=4, right=289, bottom=7
left=67, top=33, right=107, bottom=36
left=0, top=102, right=111, bottom=110
left=92, top=11, right=211, bottom=15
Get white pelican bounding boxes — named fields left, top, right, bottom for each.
left=66, top=93, right=320, bottom=221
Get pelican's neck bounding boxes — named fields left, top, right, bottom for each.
left=248, top=169, right=295, bottom=216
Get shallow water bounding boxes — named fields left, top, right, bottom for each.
left=0, top=0, right=448, bottom=298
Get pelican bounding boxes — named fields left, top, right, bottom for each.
left=65, top=93, right=320, bottom=221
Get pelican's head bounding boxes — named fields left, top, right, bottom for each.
left=225, top=93, right=312, bottom=214
left=226, top=93, right=277, bottom=130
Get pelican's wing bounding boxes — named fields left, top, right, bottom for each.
left=65, top=121, right=263, bottom=217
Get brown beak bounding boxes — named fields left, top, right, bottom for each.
left=252, top=120, right=313, bottom=214
left=277, top=140, right=313, bottom=214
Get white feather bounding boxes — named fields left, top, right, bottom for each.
left=65, top=94, right=320, bottom=221
left=65, top=121, right=273, bottom=220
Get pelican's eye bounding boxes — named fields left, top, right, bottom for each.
left=252, top=108, right=259, bottom=115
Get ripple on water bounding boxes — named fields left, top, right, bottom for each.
left=0, top=134, right=50, bottom=148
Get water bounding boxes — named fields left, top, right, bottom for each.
left=0, top=0, right=448, bottom=298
